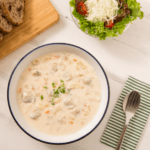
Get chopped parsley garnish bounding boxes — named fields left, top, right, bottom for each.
left=44, top=86, right=47, bottom=89
left=52, top=83, right=55, bottom=88
left=51, top=79, right=66, bottom=105
left=54, top=89, right=59, bottom=95
left=62, top=83, right=65, bottom=87
left=41, top=95, right=44, bottom=100
left=60, top=88, right=65, bottom=93
left=51, top=98, right=55, bottom=105
left=60, top=79, right=64, bottom=83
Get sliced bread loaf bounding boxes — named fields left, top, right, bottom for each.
left=0, top=0, right=24, bottom=25
left=0, top=33, right=3, bottom=41
left=0, top=8, right=13, bottom=33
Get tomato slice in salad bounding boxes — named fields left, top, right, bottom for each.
left=105, top=21, right=114, bottom=29
left=77, top=2, right=88, bottom=16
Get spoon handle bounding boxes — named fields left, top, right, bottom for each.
left=116, top=124, right=127, bottom=150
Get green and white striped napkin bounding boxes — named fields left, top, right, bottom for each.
left=101, top=76, right=150, bottom=150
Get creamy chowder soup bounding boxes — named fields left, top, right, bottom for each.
left=17, top=52, right=101, bottom=136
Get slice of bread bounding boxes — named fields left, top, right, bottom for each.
left=0, top=0, right=24, bottom=25
left=0, top=33, right=3, bottom=41
left=0, top=8, right=13, bottom=33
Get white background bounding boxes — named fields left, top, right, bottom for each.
left=0, top=0, right=150, bottom=149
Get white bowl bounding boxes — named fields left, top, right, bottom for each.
left=7, top=43, right=110, bottom=144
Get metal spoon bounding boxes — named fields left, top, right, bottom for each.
left=116, top=91, right=141, bottom=150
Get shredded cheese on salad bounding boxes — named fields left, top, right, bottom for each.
left=84, top=0, right=119, bottom=23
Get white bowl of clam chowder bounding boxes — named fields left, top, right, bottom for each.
left=7, top=43, right=110, bottom=144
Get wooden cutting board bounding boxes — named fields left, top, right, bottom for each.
left=0, top=0, right=59, bottom=59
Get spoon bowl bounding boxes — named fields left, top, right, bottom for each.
left=116, top=91, right=141, bottom=150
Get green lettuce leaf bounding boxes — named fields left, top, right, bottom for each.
left=69, top=0, right=144, bottom=40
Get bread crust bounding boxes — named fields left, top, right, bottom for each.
left=0, top=33, right=3, bottom=41
left=0, top=8, right=13, bottom=33
left=0, top=0, right=24, bottom=25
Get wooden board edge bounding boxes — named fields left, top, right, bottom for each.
left=0, top=6, right=59, bottom=60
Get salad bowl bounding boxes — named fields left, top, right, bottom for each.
left=70, top=6, right=130, bottom=38
left=70, top=0, right=143, bottom=40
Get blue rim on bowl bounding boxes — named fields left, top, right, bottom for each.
left=7, top=43, right=110, bottom=144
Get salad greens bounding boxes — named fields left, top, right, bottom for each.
left=70, top=0, right=144, bottom=40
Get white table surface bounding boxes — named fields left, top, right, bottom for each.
left=0, top=0, right=150, bottom=149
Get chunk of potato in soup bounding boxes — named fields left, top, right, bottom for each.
left=17, top=52, right=101, bottom=136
